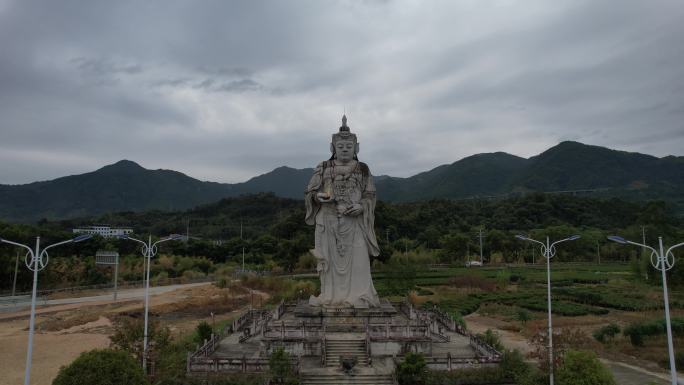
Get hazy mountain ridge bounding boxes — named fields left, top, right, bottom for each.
left=0, top=141, right=682, bottom=222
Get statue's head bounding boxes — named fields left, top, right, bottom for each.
left=330, top=114, right=359, bottom=163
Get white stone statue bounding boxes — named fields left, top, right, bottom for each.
left=305, top=116, right=381, bottom=308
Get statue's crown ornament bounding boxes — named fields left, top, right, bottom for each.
left=332, top=114, right=357, bottom=144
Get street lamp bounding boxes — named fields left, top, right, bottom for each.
left=119, top=233, right=183, bottom=372
left=515, top=233, right=580, bottom=385
left=608, top=235, right=684, bottom=385
left=0, top=233, right=92, bottom=385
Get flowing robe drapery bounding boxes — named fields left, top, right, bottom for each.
left=305, top=160, right=381, bottom=308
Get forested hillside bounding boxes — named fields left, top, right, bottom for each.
left=1, top=141, right=682, bottom=222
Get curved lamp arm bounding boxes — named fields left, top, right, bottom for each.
left=119, top=235, right=148, bottom=248
left=608, top=235, right=658, bottom=255
left=152, top=234, right=183, bottom=248
left=551, top=235, right=581, bottom=249
left=666, top=242, right=684, bottom=258
left=515, top=235, right=546, bottom=248
left=0, top=238, right=35, bottom=258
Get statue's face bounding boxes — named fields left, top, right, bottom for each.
left=334, top=139, right=356, bottom=163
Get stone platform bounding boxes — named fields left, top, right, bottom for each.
left=294, top=299, right=397, bottom=318
left=187, top=301, right=501, bottom=383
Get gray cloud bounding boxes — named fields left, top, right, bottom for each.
left=0, top=0, right=682, bottom=185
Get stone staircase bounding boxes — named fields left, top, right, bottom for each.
left=300, top=373, right=394, bottom=385
left=324, top=338, right=369, bottom=367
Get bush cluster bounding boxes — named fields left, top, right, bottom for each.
left=623, top=318, right=684, bottom=346
left=592, top=323, right=620, bottom=343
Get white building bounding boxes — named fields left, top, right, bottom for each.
left=72, top=225, right=133, bottom=238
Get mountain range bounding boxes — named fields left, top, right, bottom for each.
left=0, top=141, right=682, bottom=222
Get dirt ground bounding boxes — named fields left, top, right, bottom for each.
left=0, top=284, right=259, bottom=385
left=0, top=317, right=111, bottom=385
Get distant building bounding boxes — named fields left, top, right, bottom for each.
left=72, top=225, right=133, bottom=238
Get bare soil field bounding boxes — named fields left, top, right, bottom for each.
left=0, top=284, right=256, bottom=385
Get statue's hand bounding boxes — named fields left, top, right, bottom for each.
left=344, top=203, right=364, bottom=216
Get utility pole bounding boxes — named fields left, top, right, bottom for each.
left=642, top=226, right=646, bottom=245
left=597, top=240, right=601, bottom=265
left=642, top=226, right=647, bottom=261
left=478, top=227, right=485, bottom=264
left=386, top=228, right=390, bottom=243
left=12, top=249, right=20, bottom=298
left=241, top=219, right=245, bottom=272
left=186, top=217, right=190, bottom=242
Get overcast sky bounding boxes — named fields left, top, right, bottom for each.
left=0, top=0, right=683, bottom=185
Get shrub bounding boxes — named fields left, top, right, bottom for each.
left=194, top=321, right=213, bottom=345
left=109, top=317, right=170, bottom=363
left=269, top=348, right=297, bottom=384
left=496, top=269, right=511, bottom=288
left=478, top=329, right=504, bottom=351
left=623, top=318, right=684, bottom=346
left=424, top=367, right=507, bottom=384
left=517, top=309, right=532, bottom=325
left=53, top=349, right=147, bottom=385
left=397, top=352, right=428, bottom=385
left=593, top=323, right=620, bottom=343
left=500, top=349, right=532, bottom=381
left=181, top=269, right=205, bottom=281
left=296, top=252, right=317, bottom=271
left=448, top=275, right=497, bottom=292
left=556, top=350, right=616, bottom=385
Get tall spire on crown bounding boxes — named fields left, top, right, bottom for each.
left=340, top=114, right=349, bottom=132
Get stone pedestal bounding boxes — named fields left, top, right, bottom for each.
left=293, top=299, right=397, bottom=319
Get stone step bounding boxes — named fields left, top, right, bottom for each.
left=301, top=374, right=394, bottom=385
left=325, top=358, right=369, bottom=364
left=326, top=349, right=366, bottom=353
left=324, top=338, right=369, bottom=367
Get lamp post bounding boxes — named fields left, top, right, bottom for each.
left=119, top=233, right=182, bottom=372
left=0, top=234, right=92, bottom=385
left=608, top=235, right=684, bottom=385
left=515, top=234, right=580, bottom=385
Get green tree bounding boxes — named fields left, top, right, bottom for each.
left=396, top=352, right=428, bottom=385
left=556, top=350, right=615, bottom=385
left=109, top=317, right=170, bottom=364
left=194, top=321, right=213, bottom=345
left=269, top=348, right=295, bottom=384
left=52, top=349, right=147, bottom=385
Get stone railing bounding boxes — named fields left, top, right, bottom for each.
left=469, top=334, right=502, bottom=361
left=402, top=352, right=502, bottom=371
left=367, top=324, right=431, bottom=340
left=262, top=321, right=324, bottom=340
left=273, top=300, right=285, bottom=320
left=232, top=309, right=271, bottom=333
left=191, top=333, right=221, bottom=359
left=429, top=305, right=458, bottom=332
left=187, top=356, right=300, bottom=374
